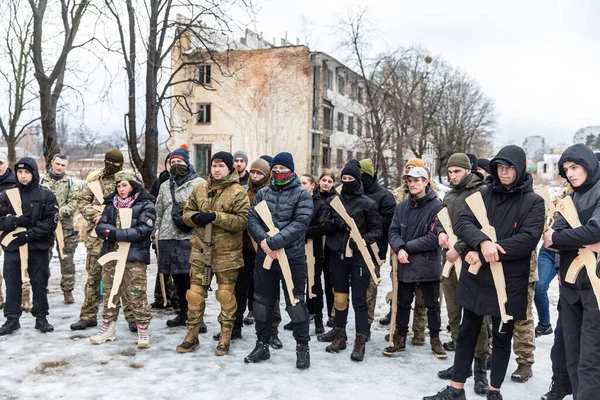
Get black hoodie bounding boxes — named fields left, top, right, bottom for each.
left=454, top=145, right=545, bottom=320
left=363, top=175, right=396, bottom=260
left=0, top=168, right=16, bottom=193
left=552, top=144, right=600, bottom=289
left=0, top=157, right=59, bottom=252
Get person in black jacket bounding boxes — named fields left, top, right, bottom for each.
left=425, top=145, right=544, bottom=400
left=316, top=160, right=381, bottom=362
left=543, top=143, right=600, bottom=400
left=90, top=170, right=155, bottom=349
left=384, top=166, right=445, bottom=359
left=0, top=157, right=59, bottom=336
left=245, top=152, right=314, bottom=369
left=0, top=150, right=16, bottom=310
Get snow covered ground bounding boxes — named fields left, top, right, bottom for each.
left=0, top=245, right=566, bottom=400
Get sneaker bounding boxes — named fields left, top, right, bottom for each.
left=137, top=323, right=149, bottom=349
left=422, top=386, right=466, bottom=400
left=244, top=340, right=270, bottom=363
left=535, top=323, right=553, bottom=337
left=486, top=390, right=503, bottom=399
left=443, top=340, right=455, bottom=352
left=541, top=380, right=572, bottom=400
left=90, top=321, right=117, bottom=344
left=438, top=366, right=472, bottom=380
left=511, top=364, right=532, bottom=383
left=243, top=311, right=255, bottom=325
left=379, top=310, right=392, bottom=325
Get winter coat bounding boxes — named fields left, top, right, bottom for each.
left=183, top=171, right=250, bottom=273
left=363, top=177, right=396, bottom=260
left=305, top=193, right=328, bottom=259
left=552, top=144, right=600, bottom=291
left=454, top=146, right=545, bottom=320
left=388, top=187, right=443, bottom=282
left=150, top=170, right=170, bottom=201
left=96, top=190, right=156, bottom=264
left=0, top=168, right=16, bottom=193
left=155, top=173, right=204, bottom=274
left=321, top=185, right=381, bottom=256
left=239, top=171, right=249, bottom=187
left=40, top=171, right=80, bottom=230
left=242, top=177, right=270, bottom=251
left=0, top=158, right=59, bottom=252
left=248, top=177, right=313, bottom=270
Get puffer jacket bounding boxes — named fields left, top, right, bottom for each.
left=363, top=176, right=396, bottom=260
left=305, top=193, right=328, bottom=259
left=183, top=171, right=250, bottom=272
left=96, top=190, right=156, bottom=264
left=388, top=186, right=443, bottom=282
left=248, top=177, right=313, bottom=269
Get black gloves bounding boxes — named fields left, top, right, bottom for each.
left=103, top=229, right=117, bottom=243
left=191, top=212, right=216, bottom=227
left=12, top=232, right=29, bottom=246
left=335, top=217, right=349, bottom=231
left=16, top=215, right=31, bottom=228
left=349, top=238, right=358, bottom=251
left=172, top=213, right=185, bottom=227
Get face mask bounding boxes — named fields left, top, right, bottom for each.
left=170, top=163, right=189, bottom=178
left=104, top=162, right=122, bottom=176
left=361, top=173, right=373, bottom=188
left=273, top=170, right=293, bottom=186
left=342, top=179, right=361, bottom=194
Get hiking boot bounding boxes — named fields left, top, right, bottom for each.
left=296, top=343, right=310, bottom=369
left=270, top=334, right=283, bottom=349
left=541, top=380, right=572, bottom=400
left=283, top=321, right=293, bottom=331
left=215, top=326, right=232, bottom=356
left=382, top=334, right=406, bottom=356
left=63, top=291, right=74, bottom=304
left=443, top=340, right=455, bottom=351
left=137, top=323, right=149, bottom=349
left=325, top=328, right=347, bottom=353
left=486, top=390, right=503, bottom=399
left=431, top=338, right=448, bottom=359
left=213, top=328, right=242, bottom=341
left=326, top=316, right=334, bottom=327
left=314, top=317, right=325, bottom=334
left=422, top=386, right=466, bottom=400
left=437, top=365, right=473, bottom=380
left=412, top=332, right=426, bottom=346
left=535, top=323, right=553, bottom=337
left=243, top=311, right=255, bottom=325
left=128, top=321, right=137, bottom=332
left=379, top=310, right=392, bottom=325
left=0, top=317, right=20, bottom=336
left=176, top=324, right=200, bottom=353
left=199, top=321, right=207, bottom=334
left=35, top=316, right=54, bottom=333
left=317, top=327, right=341, bottom=342
left=166, top=314, right=186, bottom=327
left=351, top=332, right=367, bottom=362
left=511, top=364, right=532, bottom=382
left=474, top=357, right=489, bottom=394
left=244, top=340, right=270, bottom=363
left=90, top=321, right=117, bottom=344
left=70, top=319, right=97, bottom=331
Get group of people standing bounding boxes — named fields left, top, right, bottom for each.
left=0, top=141, right=598, bottom=400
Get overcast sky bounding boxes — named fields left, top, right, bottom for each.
left=77, top=0, right=600, bottom=148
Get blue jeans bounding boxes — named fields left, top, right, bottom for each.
left=534, top=247, right=558, bottom=326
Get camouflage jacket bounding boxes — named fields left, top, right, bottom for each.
left=40, top=172, right=79, bottom=230
left=183, top=171, right=250, bottom=272
left=155, top=175, right=205, bottom=241
left=79, top=170, right=124, bottom=254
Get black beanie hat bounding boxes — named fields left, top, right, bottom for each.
left=271, top=152, right=295, bottom=172
left=211, top=151, right=234, bottom=173
left=341, top=160, right=361, bottom=181
left=466, top=153, right=478, bottom=173
left=477, top=158, right=490, bottom=174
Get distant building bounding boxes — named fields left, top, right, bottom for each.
left=522, top=135, right=546, bottom=162
left=536, top=154, right=561, bottom=182
left=573, top=126, right=600, bottom=145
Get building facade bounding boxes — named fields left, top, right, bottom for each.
left=522, top=135, right=546, bottom=162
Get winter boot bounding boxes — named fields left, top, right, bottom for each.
left=431, top=338, right=448, bottom=359
left=128, top=321, right=137, bottom=332
left=166, top=313, right=187, bottom=327
left=443, top=340, right=455, bottom=351
left=486, top=390, right=502, bottom=399
left=176, top=324, right=200, bottom=353
left=151, top=299, right=169, bottom=309
left=511, top=364, right=532, bottom=382
left=35, top=316, right=54, bottom=333
left=412, top=331, right=426, bottom=346
left=283, top=321, right=293, bottom=331
left=270, top=333, right=283, bottom=349
left=244, top=340, right=270, bottom=363
left=296, top=343, right=310, bottom=369
left=90, top=321, right=117, bottom=344
left=382, top=334, right=406, bottom=356
left=473, top=357, right=489, bottom=394
left=199, top=321, right=208, bottom=334
left=70, top=319, right=97, bottom=330
left=437, top=365, right=473, bottom=380
left=325, top=328, right=347, bottom=353
left=379, top=310, right=392, bottom=325
left=326, top=316, right=334, bottom=327
left=317, top=327, right=340, bottom=342
left=243, top=311, right=255, bottom=325
left=541, top=380, right=572, bottom=400
left=422, top=386, right=467, bottom=400
left=215, top=325, right=233, bottom=356
left=63, top=291, right=74, bottom=304
left=535, top=323, right=553, bottom=337
left=314, top=317, right=325, bottom=334
left=350, top=332, right=367, bottom=362
left=213, top=328, right=242, bottom=341
left=137, top=323, right=149, bottom=349
left=0, top=317, right=20, bottom=336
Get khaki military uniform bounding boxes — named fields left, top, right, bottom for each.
left=513, top=250, right=538, bottom=367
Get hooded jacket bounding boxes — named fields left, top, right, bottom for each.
left=389, top=186, right=443, bottom=282
left=0, top=168, right=16, bottom=193
left=552, top=144, right=600, bottom=290
left=363, top=175, right=396, bottom=260
left=454, top=145, right=545, bottom=320
left=0, top=157, right=59, bottom=252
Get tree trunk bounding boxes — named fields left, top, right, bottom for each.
left=39, top=81, right=59, bottom=169
left=6, top=136, right=17, bottom=167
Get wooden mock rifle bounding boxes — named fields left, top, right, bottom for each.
left=388, top=256, right=399, bottom=346
left=437, top=207, right=461, bottom=280
left=1, top=188, right=29, bottom=290
left=87, top=180, right=106, bottom=238
left=305, top=239, right=316, bottom=299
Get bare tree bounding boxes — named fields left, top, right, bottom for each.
left=0, top=0, right=39, bottom=165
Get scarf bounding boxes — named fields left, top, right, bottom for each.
left=48, top=169, right=65, bottom=181
left=113, top=191, right=140, bottom=209
left=272, top=170, right=294, bottom=186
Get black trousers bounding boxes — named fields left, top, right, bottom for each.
left=234, top=249, right=256, bottom=329
left=3, top=249, right=50, bottom=318
left=306, top=258, right=324, bottom=319
left=323, top=254, right=334, bottom=318
left=396, top=280, right=441, bottom=338
left=452, top=308, right=515, bottom=389
left=551, top=304, right=570, bottom=387
left=172, top=273, right=190, bottom=316
left=560, top=285, right=600, bottom=400
left=329, top=254, right=370, bottom=334
left=254, top=257, right=309, bottom=344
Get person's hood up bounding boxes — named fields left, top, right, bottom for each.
left=558, top=143, right=600, bottom=193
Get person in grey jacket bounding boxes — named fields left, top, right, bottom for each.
left=155, top=146, right=205, bottom=328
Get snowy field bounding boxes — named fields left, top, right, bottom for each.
left=0, top=245, right=565, bottom=400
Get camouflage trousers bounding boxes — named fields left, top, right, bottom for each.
left=513, top=282, right=536, bottom=366
left=79, top=253, right=135, bottom=322
left=48, top=230, right=78, bottom=293
left=101, top=260, right=151, bottom=324
left=366, top=262, right=380, bottom=324
left=187, top=261, right=238, bottom=328
left=442, top=269, right=490, bottom=359
left=413, top=284, right=427, bottom=335
left=0, top=269, right=32, bottom=310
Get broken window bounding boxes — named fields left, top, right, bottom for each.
left=350, top=82, right=358, bottom=99
left=357, top=118, right=362, bottom=136
left=336, top=149, right=343, bottom=168
left=197, top=104, right=212, bottom=124
left=197, top=64, right=212, bottom=85
left=348, top=116, right=354, bottom=135
left=337, top=74, right=346, bottom=95
left=322, top=147, right=331, bottom=168
left=337, top=112, right=344, bottom=132
left=326, top=69, right=333, bottom=90
left=323, top=107, right=333, bottom=130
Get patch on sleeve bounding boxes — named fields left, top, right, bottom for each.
left=54, top=213, right=60, bottom=223
left=146, top=219, right=153, bottom=227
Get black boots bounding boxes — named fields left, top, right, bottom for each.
left=166, top=313, right=187, bottom=327
left=244, top=341, right=271, bottom=363
left=296, top=343, right=310, bottom=369
left=541, top=380, right=572, bottom=400
left=35, top=316, right=54, bottom=333
left=0, top=317, right=20, bottom=336
left=474, top=357, right=489, bottom=394
left=314, top=317, right=325, bottom=334
left=270, top=334, right=283, bottom=349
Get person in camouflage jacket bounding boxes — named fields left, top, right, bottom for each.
left=176, top=151, right=250, bottom=356
left=40, top=154, right=80, bottom=304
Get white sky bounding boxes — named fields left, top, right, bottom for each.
left=75, top=0, right=600, bottom=148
